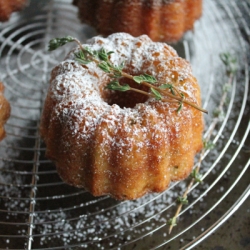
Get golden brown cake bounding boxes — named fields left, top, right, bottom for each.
left=73, top=0, right=202, bottom=43
left=0, top=82, right=10, bottom=141
left=0, top=0, right=28, bottom=22
left=40, top=33, right=203, bottom=200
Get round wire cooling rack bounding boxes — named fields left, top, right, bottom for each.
left=0, top=0, right=249, bottom=249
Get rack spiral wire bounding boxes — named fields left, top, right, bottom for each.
left=0, top=0, right=249, bottom=249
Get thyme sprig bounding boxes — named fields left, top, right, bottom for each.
left=168, top=52, right=238, bottom=234
left=48, top=36, right=207, bottom=114
left=219, top=52, right=238, bottom=75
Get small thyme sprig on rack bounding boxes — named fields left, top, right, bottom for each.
left=48, top=36, right=208, bottom=114
left=168, top=52, right=238, bottom=234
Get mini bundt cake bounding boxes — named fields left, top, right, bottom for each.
left=41, top=33, right=204, bottom=200
left=0, top=82, right=10, bottom=141
left=0, top=0, right=28, bottom=22
left=73, top=0, right=202, bottom=43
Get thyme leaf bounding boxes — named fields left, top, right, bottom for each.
left=84, top=46, right=97, bottom=57
left=48, top=36, right=75, bottom=51
left=150, top=88, right=162, bottom=100
left=159, top=83, right=175, bottom=95
left=167, top=217, right=177, bottom=227
left=176, top=196, right=188, bottom=205
left=106, top=81, right=130, bottom=92
left=74, top=50, right=91, bottom=65
left=203, top=140, right=215, bottom=150
left=213, top=108, right=225, bottom=121
left=177, top=102, right=183, bottom=113
left=133, top=74, right=157, bottom=84
left=219, top=52, right=238, bottom=75
left=98, top=61, right=111, bottom=73
left=98, top=48, right=110, bottom=61
left=191, top=169, right=203, bottom=183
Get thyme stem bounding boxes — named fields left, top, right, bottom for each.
left=168, top=52, right=237, bottom=234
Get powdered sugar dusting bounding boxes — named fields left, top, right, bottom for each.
left=47, top=33, right=197, bottom=142
left=41, top=32, right=203, bottom=199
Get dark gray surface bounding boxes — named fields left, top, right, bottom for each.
left=198, top=198, right=250, bottom=250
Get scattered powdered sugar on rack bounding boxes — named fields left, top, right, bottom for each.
left=36, top=190, right=178, bottom=248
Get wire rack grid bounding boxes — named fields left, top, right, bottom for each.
left=0, top=0, right=249, bottom=249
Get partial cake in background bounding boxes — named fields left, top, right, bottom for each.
left=73, top=0, right=202, bottom=43
left=0, top=0, right=28, bottom=21
left=0, top=82, right=10, bottom=141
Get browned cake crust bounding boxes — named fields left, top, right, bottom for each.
left=73, top=0, right=202, bottom=43
left=40, top=33, right=203, bottom=200
left=0, top=82, right=10, bottom=141
left=0, top=0, right=28, bottom=21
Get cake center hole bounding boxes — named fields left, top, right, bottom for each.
left=103, top=78, right=149, bottom=108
